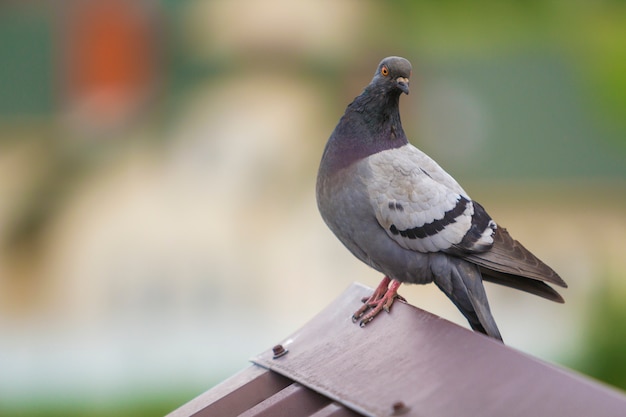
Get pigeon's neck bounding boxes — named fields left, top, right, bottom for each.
left=350, top=84, right=404, bottom=125
left=321, top=86, right=408, bottom=172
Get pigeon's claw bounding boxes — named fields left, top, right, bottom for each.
left=351, top=303, right=369, bottom=323
left=352, top=277, right=403, bottom=327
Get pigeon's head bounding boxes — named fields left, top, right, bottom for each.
left=373, top=56, right=412, bottom=95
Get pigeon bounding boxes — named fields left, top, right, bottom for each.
left=316, top=56, right=567, bottom=341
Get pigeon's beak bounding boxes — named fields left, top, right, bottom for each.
left=396, top=77, right=410, bottom=95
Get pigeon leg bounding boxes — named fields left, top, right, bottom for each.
left=352, top=277, right=405, bottom=327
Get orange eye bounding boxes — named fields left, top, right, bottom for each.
left=381, top=65, right=389, bottom=76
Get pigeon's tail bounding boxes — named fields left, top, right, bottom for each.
left=433, top=257, right=503, bottom=341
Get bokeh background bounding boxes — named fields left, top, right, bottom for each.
left=1, top=1, right=625, bottom=415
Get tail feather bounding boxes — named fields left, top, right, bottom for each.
left=481, top=269, right=564, bottom=303
left=434, top=257, right=503, bottom=341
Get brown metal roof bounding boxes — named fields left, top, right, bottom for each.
left=168, top=283, right=626, bottom=417
left=166, top=365, right=361, bottom=417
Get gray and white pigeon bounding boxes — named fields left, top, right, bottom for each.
left=316, top=56, right=567, bottom=341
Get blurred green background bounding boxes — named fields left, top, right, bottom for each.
left=0, top=1, right=625, bottom=416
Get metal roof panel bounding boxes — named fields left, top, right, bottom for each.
left=252, top=283, right=626, bottom=417
left=169, top=282, right=626, bottom=417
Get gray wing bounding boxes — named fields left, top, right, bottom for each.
left=366, top=144, right=566, bottom=302
left=465, top=225, right=568, bottom=302
left=366, top=144, right=496, bottom=254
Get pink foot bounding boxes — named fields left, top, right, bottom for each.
left=352, top=277, right=405, bottom=327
